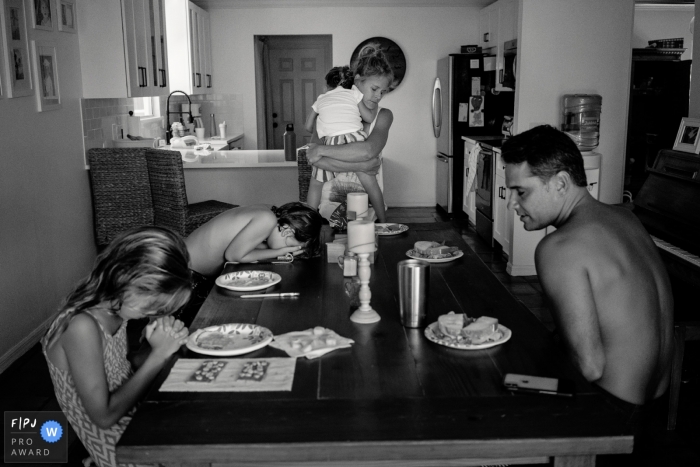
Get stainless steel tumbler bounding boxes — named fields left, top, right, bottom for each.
left=397, top=259, right=430, bottom=328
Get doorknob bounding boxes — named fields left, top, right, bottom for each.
left=273, top=122, right=278, bottom=128
left=272, top=113, right=278, bottom=118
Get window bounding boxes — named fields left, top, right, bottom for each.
left=132, top=96, right=161, bottom=116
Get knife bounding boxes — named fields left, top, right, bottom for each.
left=240, top=292, right=300, bottom=299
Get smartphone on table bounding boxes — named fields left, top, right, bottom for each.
left=503, top=373, right=575, bottom=397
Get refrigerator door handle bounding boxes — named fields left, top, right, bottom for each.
left=432, top=78, right=442, bottom=138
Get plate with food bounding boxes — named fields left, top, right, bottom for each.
left=215, top=270, right=282, bottom=291
left=406, top=241, right=463, bottom=263
left=375, top=223, right=409, bottom=236
left=424, top=312, right=511, bottom=350
left=186, top=323, right=274, bottom=356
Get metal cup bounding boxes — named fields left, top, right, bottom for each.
left=397, top=259, right=430, bottom=328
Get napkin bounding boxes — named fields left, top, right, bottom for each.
left=159, top=357, right=296, bottom=392
left=270, top=327, right=354, bottom=359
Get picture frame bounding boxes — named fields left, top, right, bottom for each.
left=30, top=0, right=54, bottom=31
left=31, top=40, right=60, bottom=111
left=672, top=117, right=700, bottom=154
left=0, top=0, right=33, bottom=97
left=56, top=0, right=74, bottom=33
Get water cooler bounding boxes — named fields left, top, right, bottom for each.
left=562, top=94, right=602, bottom=199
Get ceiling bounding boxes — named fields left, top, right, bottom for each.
left=194, top=0, right=494, bottom=9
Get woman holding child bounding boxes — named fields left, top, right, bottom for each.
left=304, top=45, right=395, bottom=225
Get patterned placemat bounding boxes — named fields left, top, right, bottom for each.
left=159, top=357, right=296, bottom=392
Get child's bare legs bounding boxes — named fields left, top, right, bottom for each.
left=306, top=178, right=324, bottom=211
left=355, top=172, right=386, bottom=223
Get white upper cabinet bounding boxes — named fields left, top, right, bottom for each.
left=79, top=0, right=169, bottom=98
left=479, top=5, right=499, bottom=50
left=165, top=0, right=213, bottom=95
left=478, top=0, right=518, bottom=92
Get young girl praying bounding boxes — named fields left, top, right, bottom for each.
left=42, top=226, right=193, bottom=467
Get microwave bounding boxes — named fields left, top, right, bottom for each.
left=501, top=39, right=517, bottom=90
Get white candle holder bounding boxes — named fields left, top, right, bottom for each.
left=349, top=252, right=381, bottom=324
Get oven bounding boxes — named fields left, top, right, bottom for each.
left=501, top=39, right=517, bottom=90
left=475, top=144, right=494, bottom=245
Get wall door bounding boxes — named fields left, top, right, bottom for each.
left=262, top=35, right=332, bottom=149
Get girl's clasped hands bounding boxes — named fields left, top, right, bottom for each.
left=145, top=315, right=190, bottom=357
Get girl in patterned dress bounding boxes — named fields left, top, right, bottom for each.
left=304, top=46, right=394, bottom=223
left=42, top=226, right=193, bottom=467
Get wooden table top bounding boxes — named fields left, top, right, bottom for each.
left=117, top=223, right=633, bottom=467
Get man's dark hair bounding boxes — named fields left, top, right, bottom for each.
left=501, top=125, right=588, bottom=187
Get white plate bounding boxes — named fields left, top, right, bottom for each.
left=186, top=323, right=274, bottom=356
left=424, top=322, right=512, bottom=350
left=215, top=270, right=282, bottom=291
left=375, top=223, right=409, bottom=236
left=406, top=249, right=464, bottom=263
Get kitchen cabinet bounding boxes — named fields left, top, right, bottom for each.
left=165, top=0, right=213, bottom=95
left=79, top=0, right=169, bottom=98
left=478, top=0, right=518, bottom=92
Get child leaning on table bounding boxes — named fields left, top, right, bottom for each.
left=41, top=226, right=192, bottom=467
left=185, top=202, right=324, bottom=278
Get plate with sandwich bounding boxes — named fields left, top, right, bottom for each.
left=187, top=323, right=274, bottom=356
left=424, top=312, right=511, bottom=350
left=406, top=241, right=463, bottom=263
left=375, top=223, right=409, bottom=236
left=216, top=270, right=282, bottom=291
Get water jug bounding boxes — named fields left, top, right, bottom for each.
left=284, top=124, right=296, bottom=161
left=561, top=94, right=602, bottom=152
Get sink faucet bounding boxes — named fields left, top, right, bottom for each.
left=166, top=90, right=193, bottom=144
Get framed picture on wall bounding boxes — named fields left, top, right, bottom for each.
left=673, top=117, right=700, bottom=154
left=31, top=0, right=55, bottom=31
left=56, top=0, right=74, bottom=33
left=0, top=0, right=34, bottom=97
left=32, top=40, right=60, bottom=111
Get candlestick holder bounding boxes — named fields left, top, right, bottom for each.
left=349, top=252, right=381, bottom=323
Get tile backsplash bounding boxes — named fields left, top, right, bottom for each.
left=81, top=93, right=243, bottom=165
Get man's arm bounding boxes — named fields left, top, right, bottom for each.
left=307, top=108, right=393, bottom=166
left=535, top=235, right=606, bottom=382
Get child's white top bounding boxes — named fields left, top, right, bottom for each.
left=312, top=85, right=364, bottom=138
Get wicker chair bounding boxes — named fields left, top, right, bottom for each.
left=87, top=148, right=154, bottom=247
left=144, top=149, right=236, bottom=237
left=297, top=147, right=312, bottom=202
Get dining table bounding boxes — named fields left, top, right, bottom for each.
left=116, top=222, right=634, bottom=467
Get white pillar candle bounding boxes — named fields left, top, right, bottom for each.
left=348, top=220, right=377, bottom=253
left=347, top=192, right=369, bottom=218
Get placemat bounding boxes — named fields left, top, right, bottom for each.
left=159, top=357, right=296, bottom=392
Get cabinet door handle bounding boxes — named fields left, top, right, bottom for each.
left=196, top=73, right=201, bottom=88
left=139, top=67, right=147, bottom=87
left=484, top=32, right=489, bottom=43
left=207, top=74, right=212, bottom=88
left=499, top=69, right=504, bottom=84
left=160, top=69, right=166, bottom=87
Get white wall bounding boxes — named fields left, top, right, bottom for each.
left=208, top=6, right=479, bottom=208
left=633, top=4, right=694, bottom=62
left=514, top=0, right=634, bottom=205
left=0, top=16, right=95, bottom=370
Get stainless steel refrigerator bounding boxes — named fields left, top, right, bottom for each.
left=433, top=54, right=507, bottom=217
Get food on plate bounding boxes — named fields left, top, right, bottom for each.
left=237, top=360, right=269, bottom=381
left=461, top=316, right=500, bottom=344
left=195, top=330, right=263, bottom=350
left=188, top=360, right=227, bottom=383
left=375, top=224, right=405, bottom=234
left=437, top=312, right=465, bottom=337
left=413, top=241, right=461, bottom=259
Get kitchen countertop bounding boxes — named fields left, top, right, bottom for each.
left=164, top=132, right=244, bottom=151
left=179, top=149, right=296, bottom=168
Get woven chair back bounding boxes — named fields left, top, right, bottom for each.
left=144, top=149, right=190, bottom=237
left=297, top=149, right=312, bottom=202
left=87, top=148, right=154, bottom=246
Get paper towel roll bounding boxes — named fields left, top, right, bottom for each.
left=127, top=116, right=141, bottom=137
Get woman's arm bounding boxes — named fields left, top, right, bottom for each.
left=306, top=109, right=393, bottom=170
left=222, top=212, right=302, bottom=263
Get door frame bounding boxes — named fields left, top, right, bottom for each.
left=254, top=35, right=332, bottom=149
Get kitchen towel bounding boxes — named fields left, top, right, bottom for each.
left=466, top=144, right=480, bottom=194
left=160, top=357, right=296, bottom=392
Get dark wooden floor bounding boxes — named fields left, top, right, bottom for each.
left=1, top=207, right=698, bottom=466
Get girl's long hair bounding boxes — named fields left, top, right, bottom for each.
left=42, top=226, right=192, bottom=350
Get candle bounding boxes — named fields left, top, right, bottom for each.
left=347, top=192, right=369, bottom=219
left=348, top=220, right=376, bottom=254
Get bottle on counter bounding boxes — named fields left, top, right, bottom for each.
left=210, top=114, right=216, bottom=139
left=284, top=123, right=296, bottom=161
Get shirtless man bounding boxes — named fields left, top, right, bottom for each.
left=502, top=125, right=673, bottom=405
left=185, top=203, right=323, bottom=277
